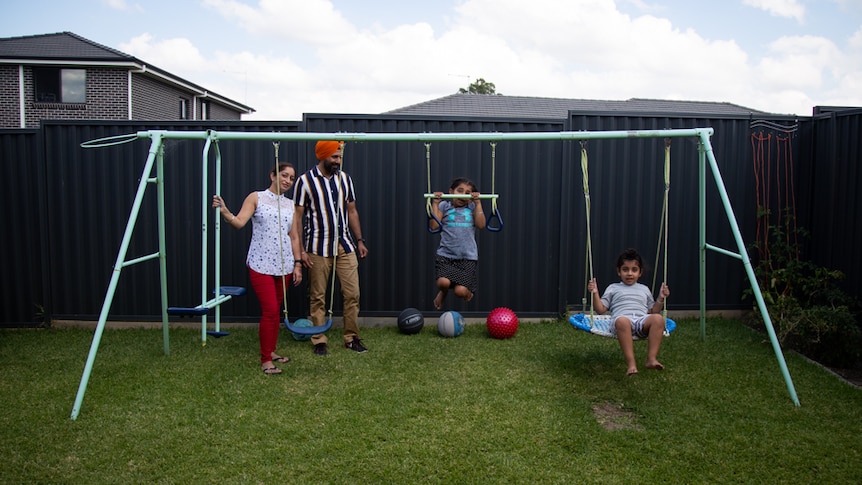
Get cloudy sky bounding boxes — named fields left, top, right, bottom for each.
left=3, top=0, right=861, bottom=119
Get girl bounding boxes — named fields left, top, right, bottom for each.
left=430, top=177, right=486, bottom=310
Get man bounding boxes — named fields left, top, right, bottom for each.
left=294, top=140, right=369, bottom=355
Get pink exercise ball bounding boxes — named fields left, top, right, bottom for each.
left=486, top=307, right=518, bottom=339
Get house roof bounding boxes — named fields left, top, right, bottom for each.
left=0, top=32, right=254, bottom=114
left=385, top=93, right=773, bottom=119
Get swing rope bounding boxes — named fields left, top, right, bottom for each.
left=424, top=143, right=442, bottom=233
left=486, top=142, right=503, bottom=232
left=650, top=139, right=671, bottom=322
left=424, top=141, right=503, bottom=232
left=324, top=142, right=345, bottom=331
left=274, top=140, right=332, bottom=336
left=580, top=142, right=595, bottom=322
left=571, top=139, right=675, bottom=338
left=273, top=141, right=291, bottom=322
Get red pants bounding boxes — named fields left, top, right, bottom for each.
left=248, top=267, right=292, bottom=364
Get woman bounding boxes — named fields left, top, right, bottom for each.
left=212, top=163, right=303, bottom=375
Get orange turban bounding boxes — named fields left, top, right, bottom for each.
left=315, top=140, right=342, bottom=160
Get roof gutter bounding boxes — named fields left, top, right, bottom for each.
left=133, top=63, right=254, bottom=114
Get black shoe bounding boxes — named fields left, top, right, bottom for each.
left=313, top=343, right=328, bottom=356
left=345, top=337, right=368, bottom=353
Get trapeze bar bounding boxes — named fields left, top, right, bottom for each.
left=134, top=128, right=714, bottom=143
left=423, top=193, right=499, bottom=199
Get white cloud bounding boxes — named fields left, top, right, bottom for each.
left=202, top=0, right=357, bottom=47
left=120, top=34, right=209, bottom=74
left=759, top=35, right=842, bottom=88
left=742, top=0, right=805, bottom=23
left=115, top=0, right=859, bottom=119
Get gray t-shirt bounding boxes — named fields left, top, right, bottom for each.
left=436, top=200, right=478, bottom=260
left=600, top=281, right=655, bottom=318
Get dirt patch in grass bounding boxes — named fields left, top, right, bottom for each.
left=593, top=402, right=643, bottom=431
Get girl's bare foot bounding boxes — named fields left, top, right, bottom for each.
left=626, top=367, right=639, bottom=376
left=433, top=290, right=446, bottom=310
left=645, top=361, right=664, bottom=371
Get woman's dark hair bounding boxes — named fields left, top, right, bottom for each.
left=616, top=248, right=645, bottom=270
left=272, top=162, right=295, bottom=176
left=449, top=177, right=478, bottom=192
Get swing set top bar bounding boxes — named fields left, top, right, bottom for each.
left=133, top=127, right=714, bottom=143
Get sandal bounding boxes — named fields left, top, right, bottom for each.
left=272, top=355, right=290, bottom=364
left=262, top=366, right=282, bottom=375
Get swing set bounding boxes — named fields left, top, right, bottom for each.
left=70, top=127, right=800, bottom=421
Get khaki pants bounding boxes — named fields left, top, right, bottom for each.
left=308, top=247, right=360, bottom=345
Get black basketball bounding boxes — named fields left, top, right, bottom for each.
left=397, top=307, right=425, bottom=335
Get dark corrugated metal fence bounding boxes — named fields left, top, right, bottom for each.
left=1, top=109, right=859, bottom=326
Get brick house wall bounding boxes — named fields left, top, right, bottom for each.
left=203, top=99, right=242, bottom=120
left=0, top=65, right=247, bottom=128
left=0, top=65, right=21, bottom=127
left=132, top=73, right=241, bottom=121
left=21, top=67, right=128, bottom=128
left=131, top=73, right=190, bottom=120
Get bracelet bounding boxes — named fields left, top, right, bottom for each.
left=294, top=261, right=302, bottom=266
left=357, top=238, right=366, bottom=243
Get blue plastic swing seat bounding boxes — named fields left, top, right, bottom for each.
left=569, top=313, right=676, bottom=339
left=283, top=318, right=333, bottom=336
left=166, top=287, right=247, bottom=316
left=214, top=286, right=247, bottom=296
left=167, top=306, right=210, bottom=316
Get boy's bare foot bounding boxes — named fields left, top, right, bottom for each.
left=626, top=368, right=639, bottom=376
left=433, top=290, right=446, bottom=310
left=645, top=361, right=664, bottom=371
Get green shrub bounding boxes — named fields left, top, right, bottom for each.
left=745, top=212, right=861, bottom=368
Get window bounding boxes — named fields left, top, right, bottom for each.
left=33, top=67, right=86, bottom=103
left=179, top=99, right=188, bottom=119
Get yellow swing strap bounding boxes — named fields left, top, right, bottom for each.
left=580, top=142, right=596, bottom=326
left=273, top=141, right=292, bottom=321
left=424, top=143, right=443, bottom=233
left=651, top=138, right=671, bottom=320
left=485, top=142, right=503, bottom=231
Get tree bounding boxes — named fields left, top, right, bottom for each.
left=458, top=78, right=500, bottom=95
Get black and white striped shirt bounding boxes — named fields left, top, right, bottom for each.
left=293, top=166, right=358, bottom=257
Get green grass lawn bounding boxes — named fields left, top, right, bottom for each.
left=1, top=317, right=861, bottom=484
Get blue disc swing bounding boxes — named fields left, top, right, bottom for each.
left=271, top=140, right=333, bottom=337
left=569, top=139, right=676, bottom=338
left=423, top=141, right=503, bottom=233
